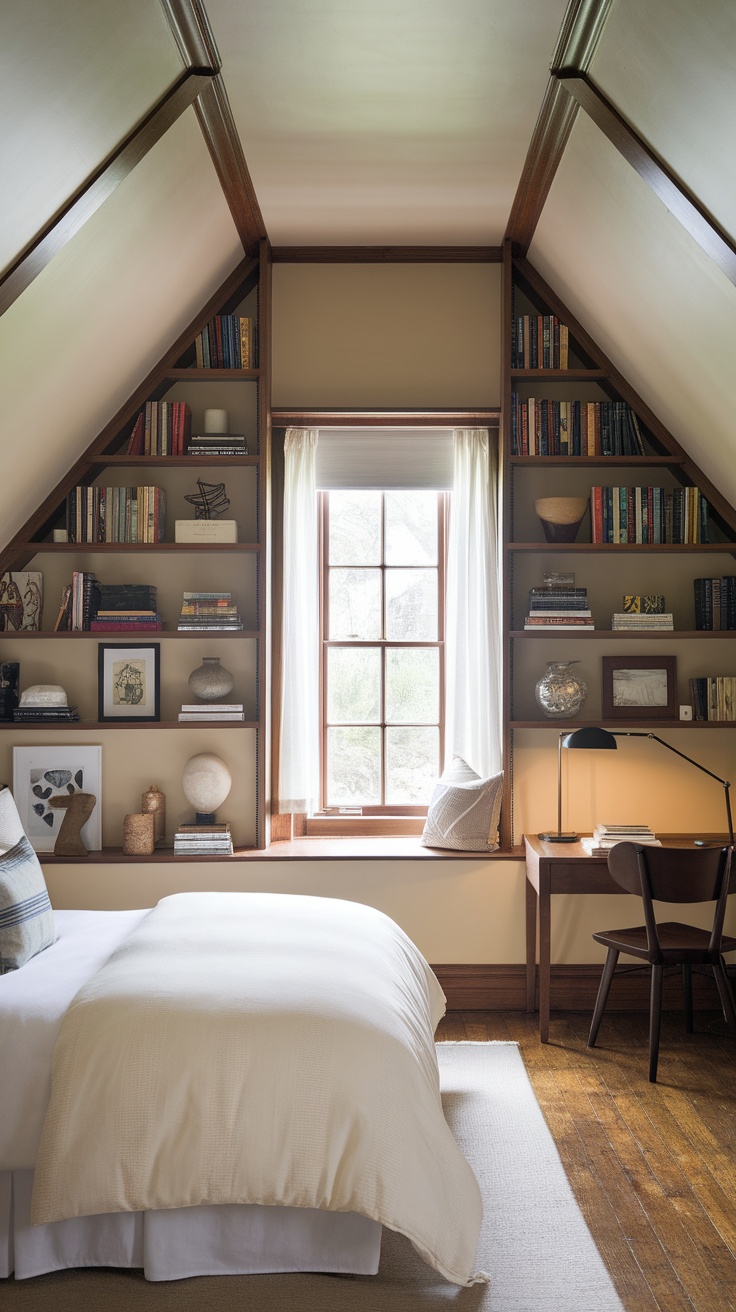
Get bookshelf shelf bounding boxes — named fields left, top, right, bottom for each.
left=501, top=247, right=736, bottom=846
left=21, top=542, right=261, bottom=554
left=94, top=455, right=261, bottom=468
left=0, top=721, right=259, bottom=731
left=162, top=368, right=260, bottom=381
left=1, top=629, right=261, bottom=640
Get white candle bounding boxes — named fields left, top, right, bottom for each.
left=204, top=408, right=229, bottom=434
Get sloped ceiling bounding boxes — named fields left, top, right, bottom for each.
left=2, top=0, right=736, bottom=547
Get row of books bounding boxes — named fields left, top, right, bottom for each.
left=13, top=704, right=80, bottom=722
left=511, top=314, right=569, bottom=370
left=178, top=703, right=245, bottom=722
left=126, top=402, right=191, bottom=456
left=186, top=434, right=249, bottom=457
left=511, top=397, right=646, bottom=457
left=590, top=485, right=710, bottom=544
left=66, top=486, right=166, bottom=544
left=173, top=823, right=234, bottom=856
left=694, top=576, right=736, bottom=630
left=177, top=591, right=244, bottom=631
left=54, top=571, right=100, bottom=631
left=194, top=315, right=257, bottom=370
left=689, top=677, right=736, bottom=721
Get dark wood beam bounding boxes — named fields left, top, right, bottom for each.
left=271, top=410, right=500, bottom=428
left=558, top=71, right=736, bottom=289
left=504, top=0, right=613, bottom=253
left=0, top=69, right=215, bottom=318
left=271, top=247, right=502, bottom=263
left=161, top=0, right=267, bottom=256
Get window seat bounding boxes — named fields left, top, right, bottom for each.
left=265, top=836, right=523, bottom=861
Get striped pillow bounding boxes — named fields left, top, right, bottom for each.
left=421, top=757, right=503, bottom=852
left=0, top=835, right=56, bottom=973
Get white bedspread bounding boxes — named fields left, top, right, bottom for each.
left=31, top=892, right=483, bottom=1285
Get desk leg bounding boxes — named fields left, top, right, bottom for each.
left=538, top=874, right=551, bottom=1043
left=525, top=877, right=537, bottom=1012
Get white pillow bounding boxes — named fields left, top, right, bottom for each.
left=421, top=757, right=503, bottom=852
left=0, top=784, right=26, bottom=853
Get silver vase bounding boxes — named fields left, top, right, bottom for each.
left=187, top=656, right=234, bottom=702
left=535, top=660, right=587, bottom=719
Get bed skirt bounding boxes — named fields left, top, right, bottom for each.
left=0, top=1171, right=382, bottom=1281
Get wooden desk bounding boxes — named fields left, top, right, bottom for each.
left=523, top=833, right=732, bottom=1042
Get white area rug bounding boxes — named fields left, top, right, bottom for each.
left=2, top=1042, right=625, bottom=1311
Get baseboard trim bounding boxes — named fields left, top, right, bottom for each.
left=432, top=963, right=734, bottom=1012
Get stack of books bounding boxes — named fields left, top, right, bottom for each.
left=173, top=823, right=234, bottom=856
left=186, top=433, right=249, bottom=457
left=87, top=583, right=162, bottom=632
left=177, top=592, right=244, bottom=631
left=611, top=612, right=673, bottom=630
left=525, top=574, right=594, bottom=630
left=13, top=703, right=80, bottom=723
left=178, top=702, right=245, bottom=722
left=584, top=823, right=660, bottom=856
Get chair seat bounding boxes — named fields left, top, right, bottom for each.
left=592, top=922, right=736, bottom=964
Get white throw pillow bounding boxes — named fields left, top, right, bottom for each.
left=421, top=757, right=503, bottom=852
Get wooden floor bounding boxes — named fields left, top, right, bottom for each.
left=435, top=1010, right=736, bottom=1312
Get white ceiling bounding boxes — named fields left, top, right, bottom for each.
left=206, top=0, right=570, bottom=245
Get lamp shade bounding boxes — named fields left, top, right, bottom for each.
left=562, top=727, right=617, bottom=751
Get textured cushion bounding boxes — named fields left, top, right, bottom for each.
left=0, top=834, right=56, bottom=973
left=421, top=757, right=503, bottom=852
left=0, top=784, right=26, bottom=853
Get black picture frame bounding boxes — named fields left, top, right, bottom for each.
left=97, top=643, right=160, bottom=722
left=601, top=655, right=677, bottom=721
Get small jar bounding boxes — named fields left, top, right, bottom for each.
left=535, top=661, right=588, bottom=719
left=122, top=812, right=155, bottom=856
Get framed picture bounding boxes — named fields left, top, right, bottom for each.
left=13, top=745, right=102, bottom=852
left=602, top=655, right=677, bottom=720
left=98, top=643, right=160, bottom=722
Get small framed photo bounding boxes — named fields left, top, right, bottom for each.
left=97, top=643, right=160, bottom=722
left=13, top=745, right=102, bottom=852
left=602, top=655, right=677, bottom=720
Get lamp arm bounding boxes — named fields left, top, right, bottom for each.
left=613, top=731, right=733, bottom=846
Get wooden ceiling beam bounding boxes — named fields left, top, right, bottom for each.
left=504, top=0, right=613, bottom=254
left=271, top=247, right=501, bottom=263
left=162, top=0, right=267, bottom=256
left=559, top=71, right=736, bottom=289
left=0, top=68, right=214, bottom=318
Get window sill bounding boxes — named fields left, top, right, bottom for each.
left=266, top=835, right=524, bottom=860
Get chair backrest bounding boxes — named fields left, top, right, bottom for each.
left=607, top=842, right=733, bottom=957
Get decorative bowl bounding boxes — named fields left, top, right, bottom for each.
left=534, top=496, right=588, bottom=543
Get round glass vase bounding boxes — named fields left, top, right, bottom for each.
left=187, top=656, right=235, bottom=702
left=535, top=660, right=588, bottom=719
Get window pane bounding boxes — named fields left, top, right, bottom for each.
left=385, top=491, right=438, bottom=565
left=385, top=569, right=437, bottom=639
left=327, top=648, right=380, bottom=723
left=385, top=648, right=439, bottom=724
left=328, top=491, right=381, bottom=565
left=327, top=726, right=381, bottom=805
left=328, top=569, right=381, bottom=639
left=385, top=726, right=439, bottom=803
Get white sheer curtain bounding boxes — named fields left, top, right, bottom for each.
left=278, top=428, right=320, bottom=813
left=444, top=428, right=502, bottom=778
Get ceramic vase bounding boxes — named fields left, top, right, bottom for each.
left=535, top=660, right=588, bottom=719
left=187, top=656, right=234, bottom=702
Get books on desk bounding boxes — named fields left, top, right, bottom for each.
left=582, top=823, right=661, bottom=855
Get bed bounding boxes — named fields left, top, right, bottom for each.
left=0, top=875, right=484, bottom=1286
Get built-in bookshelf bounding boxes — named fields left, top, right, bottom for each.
left=0, top=243, right=271, bottom=858
left=500, top=244, right=736, bottom=848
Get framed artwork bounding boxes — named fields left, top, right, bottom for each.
left=602, top=655, right=677, bottom=720
left=98, top=643, right=160, bottom=722
left=13, top=745, right=102, bottom=852
left=0, top=570, right=43, bottom=631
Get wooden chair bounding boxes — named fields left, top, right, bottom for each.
left=587, top=843, right=736, bottom=1082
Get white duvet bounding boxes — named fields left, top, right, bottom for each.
left=31, top=892, right=483, bottom=1286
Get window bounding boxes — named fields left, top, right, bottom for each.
left=319, top=489, right=447, bottom=815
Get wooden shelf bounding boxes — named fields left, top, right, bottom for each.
left=163, top=368, right=260, bottom=381
left=90, top=455, right=260, bottom=467
left=1, top=629, right=261, bottom=640
left=0, top=720, right=259, bottom=731
left=19, top=542, right=261, bottom=553
left=507, top=542, right=736, bottom=554
left=509, top=454, right=684, bottom=467
left=510, top=630, right=736, bottom=639
left=510, top=368, right=607, bottom=380
left=510, top=719, right=736, bottom=729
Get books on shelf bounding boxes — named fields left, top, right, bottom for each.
left=582, top=823, right=661, bottom=855
left=177, top=591, right=244, bottom=631
left=611, top=613, right=674, bottom=630
left=178, top=705, right=245, bottom=721
left=65, top=486, right=166, bottom=543
left=689, top=676, right=736, bottom=721
left=524, top=578, right=594, bottom=629
left=512, top=314, right=569, bottom=369
left=590, top=485, right=710, bottom=544
left=186, top=437, right=250, bottom=457
left=511, top=397, right=645, bottom=457
left=126, top=401, right=192, bottom=456
left=694, top=576, right=736, bottom=630
left=13, top=706, right=80, bottom=722
left=173, top=822, right=234, bottom=855
left=194, top=316, right=257, bottom=369
left=90, top=614, right=163, bottom=631
left=174, top=520, right=238, bottom=544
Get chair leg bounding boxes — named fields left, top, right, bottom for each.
left=588, top=948, right=619, bottom=1049
left=713, top=958, right=736, bottom=1037
left=682, top=964, right=693, bottom=1033
left=649, top=964, right=664, bottom=1083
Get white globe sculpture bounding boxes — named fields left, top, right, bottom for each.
left=181, top=752, right=232, bottom=819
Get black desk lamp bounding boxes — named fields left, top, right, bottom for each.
left=539, top=726, right=733, bottom=846
left=539, top=726, right=615, bottom=842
